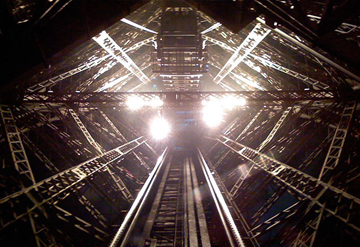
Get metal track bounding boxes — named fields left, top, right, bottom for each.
left=114, top=149, right=247, bottom=247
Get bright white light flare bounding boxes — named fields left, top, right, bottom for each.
left=221, top=96, right=246, bottom=110
left=126, top=96, right=164, bottom=110
left=202, top=100, right=224, bottom=128
left=126, top=96, right=145, bottom=110
left=203, top=96, right=246, bottom=109
left=150, top=118, right=171, bottom=140
left=121, top=18, right=157, bottom=34
left=149, top=96, right=164, bottom=108
left=202, top=96, right=246, bottom=127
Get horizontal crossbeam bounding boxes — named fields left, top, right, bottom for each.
left=23, top=90, right=335, bottom=107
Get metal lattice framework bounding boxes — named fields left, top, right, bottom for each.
left=0, top=137, right=145, bottom=230
left=215, top=135, right=360, bottom=232
left=23, top=90, right=335, bottom=107
left=1, top=0, right=360, bottom=246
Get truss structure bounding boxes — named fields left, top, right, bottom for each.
left=1, top=0, right=359, bottom=246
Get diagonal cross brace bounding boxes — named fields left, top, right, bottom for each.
left=214, top=23, right=271, bottom=85
left=216, top=135, right=360, bottom=233
left=0, top=137, right=145, bottom=230
left=93, top=31, right=151, bottom=86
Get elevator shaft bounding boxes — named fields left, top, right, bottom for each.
left=112, top=149, right=244, bottom=247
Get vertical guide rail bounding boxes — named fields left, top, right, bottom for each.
left=132, top=154, right=211, bottom=247
left=139, top=156, right=174, bottom=246
left=189, top=157, right=212, bottom=247
left=185, top=158, right=198, bottom=247
left=197, top=148, right=246, bottom=247
left=110, top=149, right=168, bottom=247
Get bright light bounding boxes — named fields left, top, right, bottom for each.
left=201, top=22, right=222, bottom=34
left=236, top=97, right=246, bottom=107
left=121, top=18, right=158, bottom=34
left=125, top=96, right=163, bottom=110
left=221, top=96, right=239, bottom=110
left=203, top=96, right=247, bottom=109
left=126, top=96, right=145, bottom=110
left=202, top=102, right=224, bottom=128
left=150, top=117, right=171, bottom=140
left=149, top=96, right=164, bottom=108
left=202, top=96, right=246, bottom=127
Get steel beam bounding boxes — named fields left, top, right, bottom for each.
left=251, top=201, right=301, bottom=238
left=203, top=35, right=236, bottom=52
left=257, top=106, right=292, bottom=152
left=26, top=55, right=111, bottom=93
left=93, top=31, right=150, bottom=87
left=0, top=105, right=36, bottom=186
left=214, top=108, right=263, bottom=169
left=256, top=17, right=360, bottom=83
left=292, top=205, right=325, bottom=247
left=110, top=149, right=168, bottom=247
left=318, top=101, right=357, bottom=181
left=98, top=109, right=150, bottom=170
left=15, top=106, right=93, bottom=158
left=214, top=23, right=271, bottom=85
left=197, top=149, right=246, bottom=247
left=65, top=109, right=135, bottom=200
left=68, top=108, right=104, bottom=154
left=23, top=90, right=335, bottom=108
left=216, top=135, right=360, bottom=233
left=0, top=137, right=145, bottom=230
left=203, top=35, right=329, bottom=91
left=22, top=133, right=109, bottom=229
left=26, top=34, right=156, bottom=93
left=248, top=54, right=331, bottom=90
left=28, top=211, right=59, bottom=247
left=53, top=204, right=109, bottom=241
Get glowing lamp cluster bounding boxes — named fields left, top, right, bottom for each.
left=126, top=96, right=163, bottom=110
left=202, top=96, right=246, bottom=128
left=150, top=117, right=171, bottom=140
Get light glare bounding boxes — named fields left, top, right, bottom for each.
left=126, top=96, right=164, bottom=110
left=126, top=96, right=144, bottom=110
left=202, top=96, right=246, bottom=128
left=150, top=118, right=170, bottom=140
left=202, top=103, right=224, bottom=128
left=149, top=97, right=164, bottom=108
